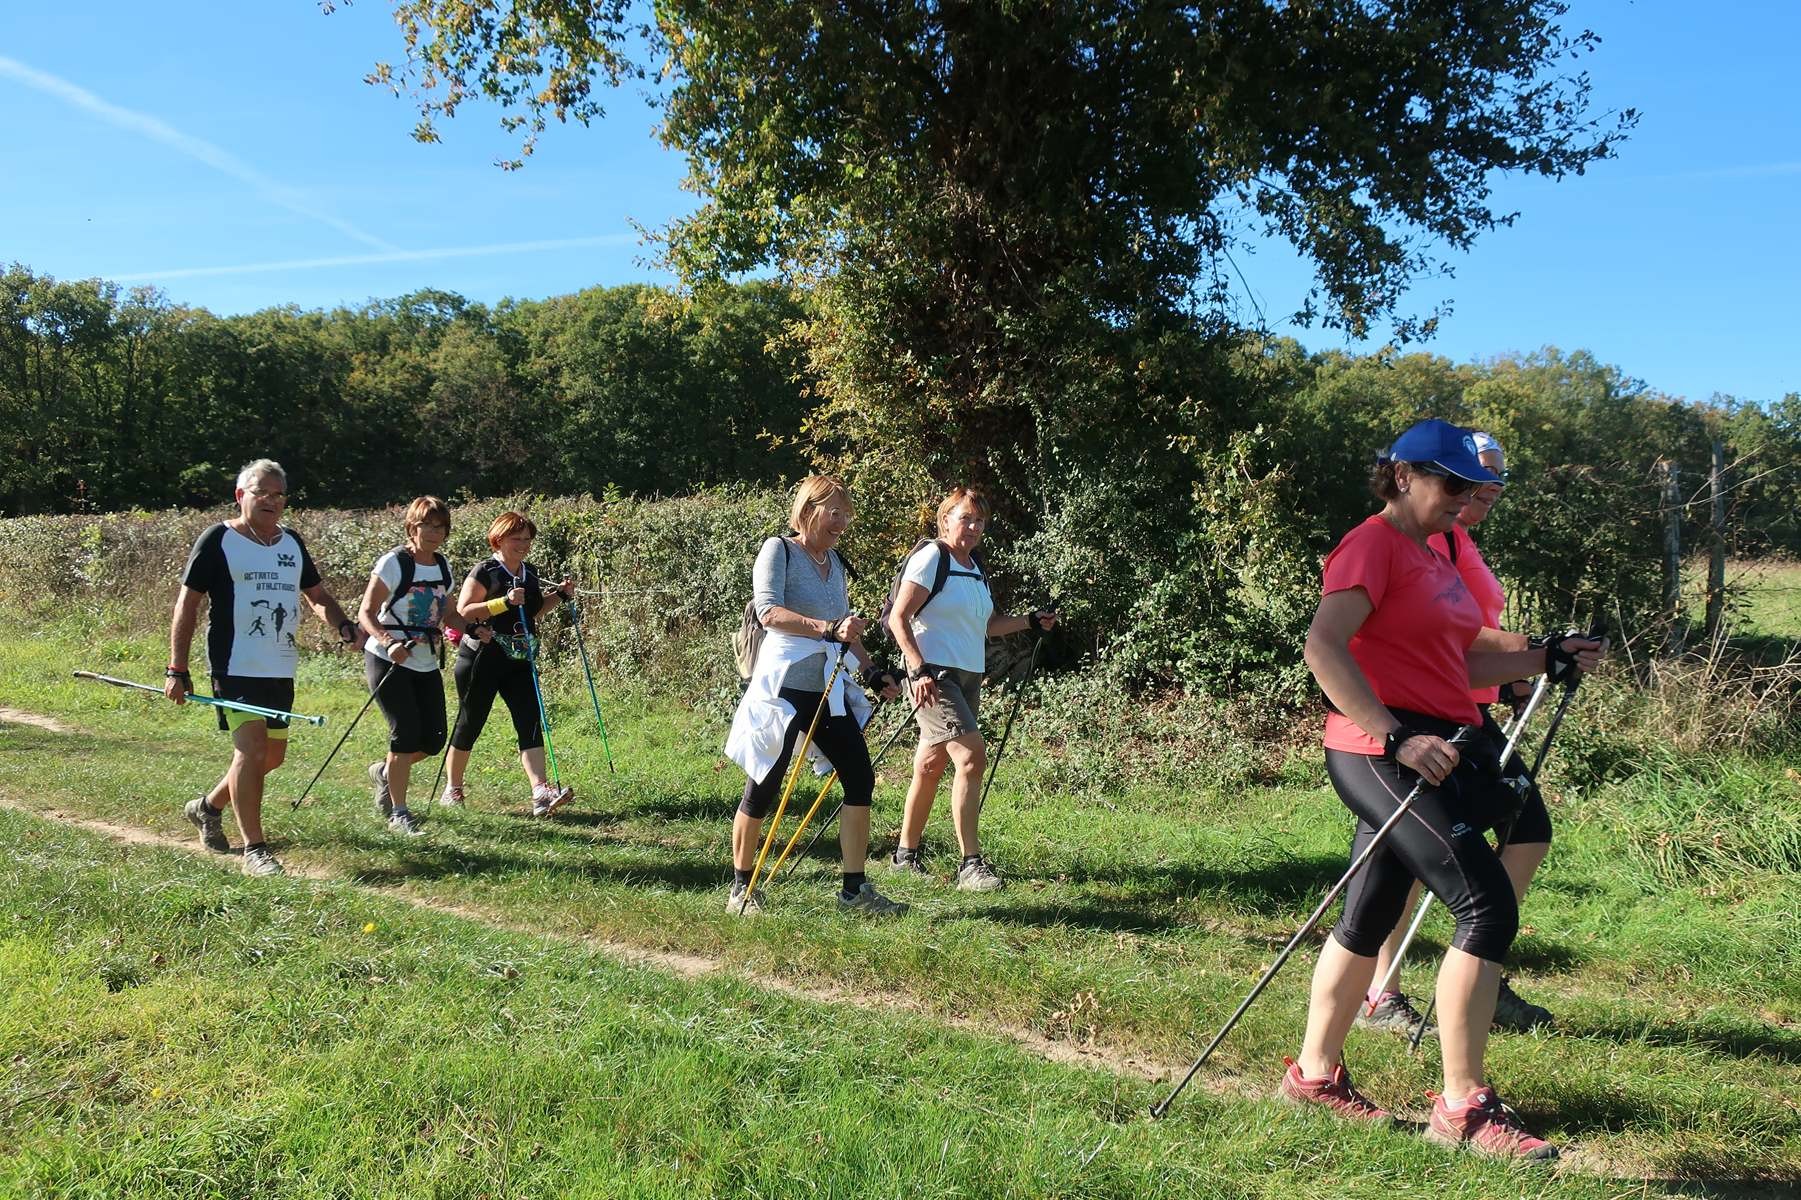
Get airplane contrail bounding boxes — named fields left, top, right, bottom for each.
left=108, top=235, right=642, bottom=281
left=0, top=54, right=400, bottom=253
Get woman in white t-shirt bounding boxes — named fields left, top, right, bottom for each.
left=885, top=486, right=1056, bottom=891
left=357, top=496, right=469, bottom=835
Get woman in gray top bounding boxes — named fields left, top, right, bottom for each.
left=730, top=475, right=905, bottom=916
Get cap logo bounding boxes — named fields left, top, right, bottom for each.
left=1462, top=435, right=1477, bottom=455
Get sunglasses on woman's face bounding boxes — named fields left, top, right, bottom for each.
left=1408, top=463, right=1478, bottom=496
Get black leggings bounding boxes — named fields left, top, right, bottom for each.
left=365, top=654, right=447, bottom=756
left=739, top=688, right=874, bottom=819
left=449, top=644, right=543, bottom=753
left=1326, top=749, right=1520, bottom=964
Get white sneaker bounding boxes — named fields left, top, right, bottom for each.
left=438, top=784, right=466, bottom=807
left=531, top=785, right=575, bottom=817
left=726, top=883, right=767, bottom=915
left=838, top=881, right=909, bottom=917
left=241, top=845, right=285, bottom=877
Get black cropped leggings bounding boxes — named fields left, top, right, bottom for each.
left=365, top=654, right=447, bottom=756
left=739, top=688, right=874, bottom=819
left=449, top=644, right=543, bottom=753
left=1325, top=749, right=1520, bottom=964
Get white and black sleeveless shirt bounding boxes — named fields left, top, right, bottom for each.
left=181, top=523, right=322, bottom=679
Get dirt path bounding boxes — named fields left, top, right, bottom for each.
left=0, top=707, right=75, bottom=734
left=0, top=791, right=1183, bottom=1091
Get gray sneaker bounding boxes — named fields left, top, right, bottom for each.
left=955, top=855, right=1004, bottom=892
left=726, top=883, right=767, bottom=916
left=387, top=808, right=426, bottom=837
left=184, top=795, right=229, bottom=854
left=369, top=761, right=392, bottom=819
left=888, top=846, right=929, bottom=874
left=1493, top=976, right=1554, bottom=1032
left=1354, top=991, right=1437, bottom=1040
left=838, top=881, right=909, bottom=917
left=241, top=845, right=285, bottom=877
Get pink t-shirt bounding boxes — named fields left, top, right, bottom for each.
left=1321, top=515, right=1486, bottom=755
left=1446, top=523, right=1505, bottom=704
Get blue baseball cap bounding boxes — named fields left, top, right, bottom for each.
left=1381, top=419, right=1501, bottom=484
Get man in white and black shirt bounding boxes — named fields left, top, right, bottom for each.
left=164, top=458, right=364, bottom=876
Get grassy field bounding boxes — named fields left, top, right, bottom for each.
left=2, top=620, right=1799, bottom=1196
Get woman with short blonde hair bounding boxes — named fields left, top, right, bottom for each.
left=885, top=485, right=1056, bottom=892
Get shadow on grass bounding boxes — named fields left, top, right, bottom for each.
left=341, top=841, right=726, bottom=893
left=1569, top=1014, right=1801, bottom=1066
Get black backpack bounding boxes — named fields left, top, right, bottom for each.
left=384, top=546, right=452, bottom=638
left=733, top=536, right=856, bottom=680
left=877, top=538, right=989, bottom=629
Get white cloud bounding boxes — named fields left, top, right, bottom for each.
left=0, top=54, right=400, bottom=252
left=107, top=235, right=641, bottom=281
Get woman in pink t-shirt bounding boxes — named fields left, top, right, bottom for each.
left=1281, top=419, right=1604, bottom=1161
left=1362, top=433, right=1557, bottom=1037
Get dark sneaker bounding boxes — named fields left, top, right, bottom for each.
left=726, top=883, right=767, bottom=916
left=241, top=845, right=285, bottom=877
left=184, top=795, right=229, bottom=854
left=438, top=784, right=466, bottom=808
left=1355, top=991, right=1438, bottom=1040
left=1493, top=976, right=1554, bottom=1032
left=387, top=808, right=426, bottom=837
left=369, top=762, right=392, bottom=819
left=531, top=785, right=575, bottom=818
left=1426, top=1086, right=1558, bottom=1160
left=888, top=846, right=928, bottom=874
left=1279, top=1057, right=1392, bottom=1122
left=838, top=881, right=909, bottom=917
left=955, top=855, right=1004, bottom=892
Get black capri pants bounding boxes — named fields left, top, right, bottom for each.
left=365, top=653, right=448, bottom=756
left=449, top=643, right=543, bottom=753
left=739, top=687, right=875, bottom=819
left=1326, top=745, right=1521, bottom=965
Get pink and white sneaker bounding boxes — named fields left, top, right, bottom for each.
left=531, top=785, right=575, bottom=817
left=1278, top=1057, right=1392, bottom=1123
left=438, top=784, right=466, bottom=808
left=1426, top=1086, right=1558, bottom=1160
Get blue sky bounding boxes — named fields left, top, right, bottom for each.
left=3, top=1, right=1796, bottom=404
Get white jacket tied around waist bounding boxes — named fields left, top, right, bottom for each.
left=726, top=631, right=871, bottom=785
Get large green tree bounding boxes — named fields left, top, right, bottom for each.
left=357, top=2, right=1631, bottom=493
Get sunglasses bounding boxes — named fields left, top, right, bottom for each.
left=1407, top=463, right=1479, bottom=496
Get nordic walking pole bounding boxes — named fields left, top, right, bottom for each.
left=1366, top=674, right=1556, bottom=1007
left=776, top=697, right=918, bottom=883
left=522, top=619, right=564, bottom=793
left=1403, top=625, right=1605, bottom=1050
left=74, top=671, right=326, bottom=726
left=426, top=633, right=484, bottom=806
left=741, top=647, right=847, bottom=913
left=565, top=598, right=616, bottom=774
left=291, top=656, right=408, bottom=810
left=1150, top=726, right=1476, bottom=1119
left=977, top=632, right=1045, bottom=815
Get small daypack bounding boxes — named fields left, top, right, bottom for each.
left=733, top=537, right=857, bottom=680
left=384, top=545, right=453, bottom=663
left=877, top=538, right=989, bottom=630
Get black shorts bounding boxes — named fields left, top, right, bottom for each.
left=210, top=675, right=297, bottom=737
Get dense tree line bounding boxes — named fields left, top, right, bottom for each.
left=0, top=265, right=812, bottom=515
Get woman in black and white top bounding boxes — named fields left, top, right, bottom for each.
left=358, top=495, right=467, bottom=835
left=886, top=486, right=1056, bottom=891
